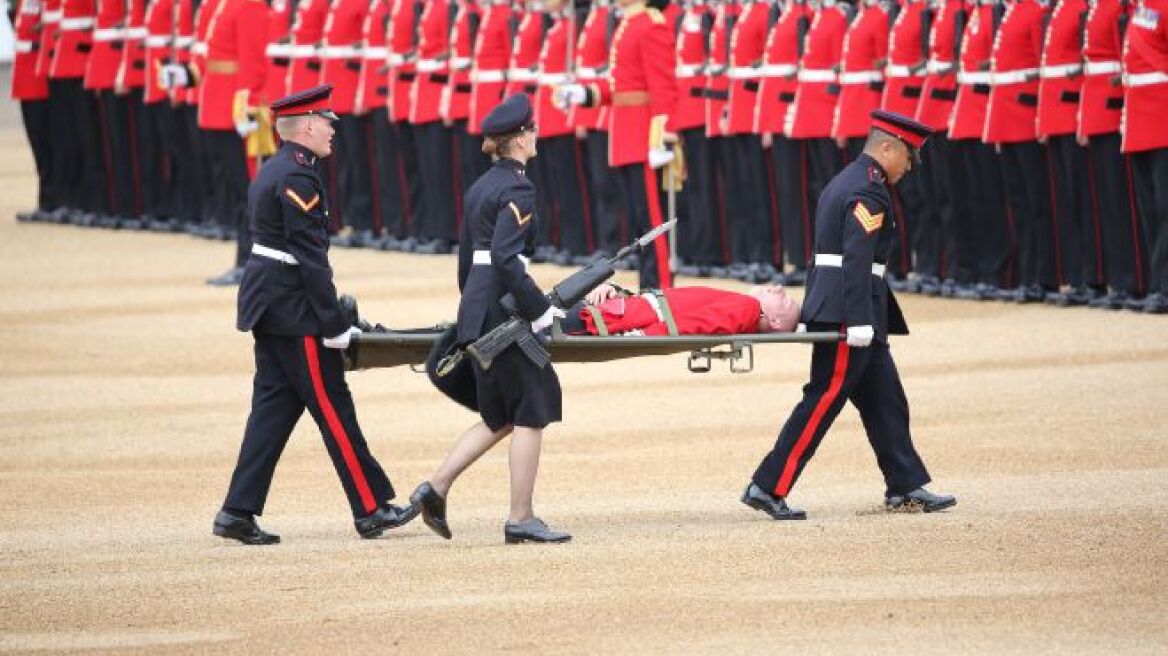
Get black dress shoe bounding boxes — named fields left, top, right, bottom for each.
left=917, top=275, right=942, bottom=296
left=503, top=517, right=571, bottom=544
left=1143, top=292, right=1168, bottom=314
left=213, top=510, right=280, bottom=545
left=355, top=503, right=421, bottom=539
left=885, top=487, right=956, bottom=513
left=1124, top=295, right=1148, bottom=311
left=1088, top=290, right=1130, bottom=310
left=409, top=482, right=452, bottom=539
left=206, top=266, right=245, bottom=286
left=784, top=268, right=808, bottom=287
left=740, top=483, right=807, bottom=520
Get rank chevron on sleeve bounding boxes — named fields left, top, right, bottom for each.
left=853, top=202, right=884, bottom=234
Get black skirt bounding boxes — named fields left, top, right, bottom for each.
left=472, top=345, right=562, bottom=431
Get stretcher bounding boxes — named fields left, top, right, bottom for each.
left=345, top=321, right=843, bottom=374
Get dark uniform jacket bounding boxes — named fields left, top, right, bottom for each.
left=455, top=158, right=551, bottom=343
left=236, top=142, right=350, bottom=338
left=800, top=152, right=909, bottom=342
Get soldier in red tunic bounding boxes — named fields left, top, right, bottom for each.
left=386, top=0, right=425, bottom=248
left=12, top=0, right=56, bottom=222
left=1080, top=0, right=1147, bottom=309
left=84, top=0, right=132, bottom=223
left=983, top=0, right=1059, bottom=302
left=410, top=0, right=459, bottom=253
left=705, top=0, right=737, bottom=276
left=446, top=0, right=492, bottom=200
left=119, top=0, right=161, bottom=226
left=1121, top=0, right=1168, bottom=312
left=139, top=0, right=184, bottom=229
left=758, top=0, right=813, bottom=285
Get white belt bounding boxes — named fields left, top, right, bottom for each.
left=174, top=36, right=194, bottom=48
left=1039, top=63, right=1082, bottom=78
left=320, top=45, right=360, bottom=59
left=289, top=44, right=317, bottom=58
left=43, top=9, right=62, bottom=22
left=539, top=72, right=571, bottom=85
left=252, top=244, right=299, bottom=265
left=191, top=42, right=207, bottom=56
left=471, top=69, right=506, bottom=82
left=643, top=291, right=666, bottom=324
left=125, top=27, right=147, bottom=39
left=15, top=40, right=34, bottom=53
left=957, top=71, right=991, bottom=85
left=1084, top=60, right=1121, bottom=76
left=451, top=56, right=472, bottom=70
left=92, top=27, right=124, bottom=41
left=472, top=249, right=530, bottom=271
left=507, top=68, right=539, bottom=81
left=59, top=17, right=95, bottom=30
left=814, top=253, right=886, bottom=277
left=1124, top=71, right=1168, bottom=87
left=265, top=43, right=292, bottom=57
left=991, top=68, right=1039, bottom=85
left=675, top=63, right=702, bottom=78
left=145, top=35, right=171, bottom=48
left=760, top=63, right=797, bottom=77
left=727, top=66, right=762, bottom=80
left=576, top=66, right=601, bottom=79
left=798, top=68, right=836, bottom=83
left=416, top=58, right=446, bottom=72
left=363, top=46, right=388, bottom=60
left=839, top=70, right=883, bottom=84
left=927, top=60, right=954, bottom=74
left=388, top=52, right=408, bottom=66
left=884, top=64, right=913, bottom=78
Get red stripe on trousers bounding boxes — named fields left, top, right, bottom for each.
left=642, top=163, right=674, bottom=289
left=303, top=337, right=377, bottom=514
left=774, top=340, right=850, bottom=497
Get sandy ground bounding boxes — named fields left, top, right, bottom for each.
left=0, top=93, right=1166, bottom=654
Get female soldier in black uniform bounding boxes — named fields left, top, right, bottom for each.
left=410, top=94, right=571, bottom=544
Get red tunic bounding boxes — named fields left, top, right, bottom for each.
left=1122, top=0, right=1168, bottom=152
left=118, top=0, right=148, bottom=90
left=261, top=0, right=293, bottom=104
left=468, top=0, right=510, bottom=133
left=142, top=0, right=174, bottom=104
left=35, top=0, right=60, bottom=80
left=287, top=0, right=328, bottom=97
left=755, top=0, right=808, bottom=134
left=505, top=8, right=543, bottom=100
left=443, top=0, right=476, bottom=122
left=570, top=2, right=612, bottom=132
left=387, top=0, right=418, bottom=122
left=1077, top=0, right=1127, bottom=138
left=580, top=287, right=762, bottom=336
left=409, top=0, right=450, bottom=123
left=704, top=0, right=735, bottom=138
left=833, top=0, right=889, bottom=139
left=53, top=0, right=96, bottom=80
left=83, top=0, right=125, bottom=90
left=726, top=0, right=769, bottom=135
left=356, top=0, right=390, bottom=113
left=948, top=0, right=992, bottom=139
left=883, top=0, right=928, bottom=118
left=322, top=0, right=368, bottom=115
left=535, top=12, right=574, bottom=137
left=589, top=3, right=678, bottom=166
left=1037, top=0, right=1086, bottom=137
left=915, top=0, right=963, bottom=131
left=983, top=0, right=1047, bottom=143
left=11, top=0, right=50, bottom=101
left=787, top=2, right=848, bottom=138
left=196, top=0, right=269, bottom=130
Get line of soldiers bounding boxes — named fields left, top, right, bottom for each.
left=10, top=0, right=1168, bottom=310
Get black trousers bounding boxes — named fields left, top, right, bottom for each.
left=999, top=141, right=1057, bottom=289
left=1047, top=134, right=1102, bottom=289
left=97, top=91, right=136, bottom=216
left=954, top=138, right=1012, bottom=287
left=535, top=134, right=592, bottom=256
left=771, top=135, right=811, bottom=272
left=413, top=120, right=457, bottom=242
left=142, top=101, right=182, bottom=219
left=50, top=78, right=107, bottom=213
left=391, top=120, right=424, bottom=239
left=916, top=136, right=961, bottom=281
left=19, top=99, right=55, bottom=210
left=616, top=162, right=673, bottom=290
left=804, top=137, right=844, bottom=230
left=123, top=89, right=166, bottom=219
left=585, top=130, right=628, bottom=254
left=223, top=333, right=397, bottom=519
left=752, top=335, right=931, bottom=499
left=722, top=134, right=773, bottom=265
left=334, top=113, right=376, bottom=232
left=1130, top=146, right=1168, bottom=295
left=677, top=127, right=721, bottom=266
left=1089, top=133, right=1146, bottom=294
left=203, top=129, right=251, bottom=266
left=453, top=120, right=490, bottom=235
left=371, top=111, right=407, bottom=237
left=181, top=105, right=211, bottom=224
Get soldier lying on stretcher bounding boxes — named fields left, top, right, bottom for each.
left=557, top=283, right=802, bottom=336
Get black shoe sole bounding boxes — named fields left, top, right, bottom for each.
left=213, top=524, right=281, bottom=545
left=740, top=494, right=807, bottom=520
left=885, top=497, right=957, bottom=513
left=504, top=533, right=572, bottom=544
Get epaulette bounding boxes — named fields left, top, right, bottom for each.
left=647, top=7, right=665, bottom=24
left=867, top=164, right=886, bottom=184
left=293, top=150, right=314, bottom=167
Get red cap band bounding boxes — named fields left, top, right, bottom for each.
left=871, top=116, right=928, bottom=149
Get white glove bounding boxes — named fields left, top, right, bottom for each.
left=235, top=117, right=258, bottom=138
left=530, top=306, right=567, bottom=333
left=322, top=326, right=362, bottom=349
left=158, top=63, right=191, bottom=89
left=553, top=83, right=588, bottom=110
left=846, top=325, right=874, bottom=348
left=648, top=147, right=675, bottom=169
